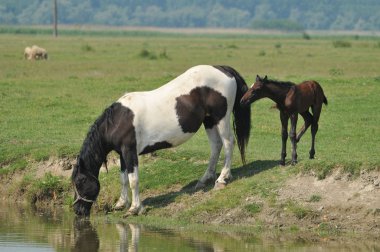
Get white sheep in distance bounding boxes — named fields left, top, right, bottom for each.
left=24, top=45, right=48, bottom=60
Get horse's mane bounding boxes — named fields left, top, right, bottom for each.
left=77, top=104, right=117, bottom=176
left=265, top=78, right=295, bottom=89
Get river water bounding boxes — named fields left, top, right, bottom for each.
left=0, top=204, right=378, bottom=252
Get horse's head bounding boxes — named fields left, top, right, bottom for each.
left=72, top=158, right=100, bottom=217
left=240, top=75, right=268, bottom=106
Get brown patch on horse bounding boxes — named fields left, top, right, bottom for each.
left=176, top=86, right=227, bottom=133
left=285, top=80, right=327, bottom=114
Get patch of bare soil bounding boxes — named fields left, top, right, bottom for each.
left=145, top=169, right=380, bottom=238
left=275, top=170, right=380, bottom=235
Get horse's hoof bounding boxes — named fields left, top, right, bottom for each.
left=195, top=181, right=206, bottom=190
left=122, top=212, right=134, bottom=218
left=279, top=161, right=286, bottom=166
left=123, top=206, right=145, bottom=218
left=291, top=160, right=298, bottom=166
left=114, top=201, right=129, bottom=211
left=123, top=209, right=138, bottom=218
left=114, top=204, right=126, bottom=211
left=214, top=182, right=226, bottom=190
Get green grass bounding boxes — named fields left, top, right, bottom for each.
left=0, top=30, right=379, bottom=229
left=307, top=194, right=322, bottom=203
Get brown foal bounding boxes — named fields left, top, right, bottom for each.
left=240, top=75, right=327, bottom=165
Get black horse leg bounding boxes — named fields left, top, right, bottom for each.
left=296, top=111, right=313, bottom=143
left=290, top=113, right=298, bottom=165
left=310, top=122, right=318, bottom=159
left=310, top=105, right=322, bottom=159
left=280, top=111, right=289, bottom=166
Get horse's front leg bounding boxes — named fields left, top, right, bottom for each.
left=114, top=155, right=130, bottom=210
left=280, top=112, right=289, bottom=166
left=290, top=113, right=298, bottom=165
left=214, top=119, right=234, bottom=189
left=121, top=146, right=144, bottom=216
left=195, top=126, right=222, bottom=190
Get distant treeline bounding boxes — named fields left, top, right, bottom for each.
left=1, top=0, right=379, bottom=31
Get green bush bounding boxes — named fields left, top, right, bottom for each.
left=333, top=40, right=352, bottom=48
left=245, top=202, right=263, bottom=214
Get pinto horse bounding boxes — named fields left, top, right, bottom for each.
left=72, top=65, right=251, bottom=217
left=240, top=75, right=327, bottom=166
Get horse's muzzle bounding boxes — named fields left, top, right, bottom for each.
left=73, top=201, right=92, bottom=217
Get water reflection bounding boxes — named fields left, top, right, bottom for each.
left=72, top=218, right=99, bottom=252
left=0, top=204, right=379, bottom=252
left=115, top=223, right=139, bottom=252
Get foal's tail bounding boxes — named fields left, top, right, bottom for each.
left=323, top=95, right=328, bottom=106
left=317, top=81, right=328, bottom=106
left=215, top=65, right=251, bottom=164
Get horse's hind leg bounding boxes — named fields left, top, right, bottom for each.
left=195, top=126, right=222, bottom=190
left=114, top=155, right=130, bottom=210
left=296, top=111, right=313, bottom=143
left=280, top=111, right=289, bottom=166
left=290, top=113, right=298, bottom=165
left=310, top=105, right=322, bottom=159
left=214, top=118, right=234, bottom=189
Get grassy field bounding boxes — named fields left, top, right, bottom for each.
left=0, top=31, right=379, bottom=229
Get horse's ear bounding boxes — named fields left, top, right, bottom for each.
left=256, top=75, right=261, bottom=82
left=264, top=75, right=268, bottom=81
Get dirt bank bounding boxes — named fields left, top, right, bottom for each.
left=1, top=158, right=379, bottom=237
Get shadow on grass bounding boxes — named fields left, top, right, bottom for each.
left=142, top=159, right=279, bottom=211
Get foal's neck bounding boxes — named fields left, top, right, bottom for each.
left=265, top=81, right=294, bottom=106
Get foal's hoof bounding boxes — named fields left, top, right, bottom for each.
left=279, top=161, right=286, bottom=166
left=291, top=160, right=298, bottom=166
left=214, top=181, right=227, bottom=190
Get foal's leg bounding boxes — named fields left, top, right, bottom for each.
left=310, top=105, right=322, bottom=159
left=280, top=111, right=289, bottom=166
left=195, top=126, right=222, bottom=190
left=114, top=155, right=130, bottom=210
left=290, top=113, right=298, bottom=165
left=121, top=146, right=143, bottom=216
left=296, top=111, right=313, bottom=143
left=214, top=118, right=234, bottom=189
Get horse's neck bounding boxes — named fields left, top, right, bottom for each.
left=79, top=125, right=111, bottom=178
left=265, top=82, right=292, bottom=106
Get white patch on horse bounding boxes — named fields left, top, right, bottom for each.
left=114, top=171, right=130, bottom=210
left=128, top=165, right=142, bottom=215
left=118, top=65, right=236, bottom=154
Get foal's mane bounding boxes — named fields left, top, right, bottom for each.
left=265, top=78, right=295, bottom=89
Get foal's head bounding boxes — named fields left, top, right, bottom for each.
left=72, top=158, right=100, bottom=217
left=240, top=75, right=268, bottom=106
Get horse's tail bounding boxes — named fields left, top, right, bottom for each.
left=214, top=65, right=251, bottom=164
left=316, top=81, right=328, bottom=106
left=323, top=95, right=328, bottom=106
